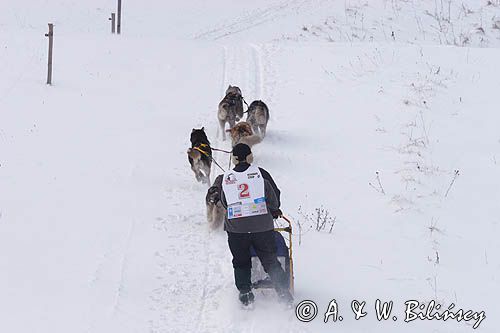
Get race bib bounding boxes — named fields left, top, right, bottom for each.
left=222, top=166, right=268, bottom=219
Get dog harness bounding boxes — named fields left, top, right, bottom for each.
left=193, top=143, right=211, bottom=157
left=222, top=165, right=268, bottom=219
left=192, top=143, right=227, bottom=172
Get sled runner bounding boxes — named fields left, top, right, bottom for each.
left=250, top=216, right=295, bottom=294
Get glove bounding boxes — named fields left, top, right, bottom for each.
left=271, top=209, right=283, bottom=219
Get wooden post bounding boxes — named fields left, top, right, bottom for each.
left=109, top=13, right=116, bottom=33
left=117, top=0, right=122, bottom=34
left=45, top=23, right=54, bottom=85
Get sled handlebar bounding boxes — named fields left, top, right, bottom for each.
left=280, top=215, right=293, bottom=232
left=276, top=214, right=294, bottom=294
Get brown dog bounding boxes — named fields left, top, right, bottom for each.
left=228, top=122, right=262, bottom=148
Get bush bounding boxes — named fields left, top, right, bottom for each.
left=297, top=205, right=337, bottom=235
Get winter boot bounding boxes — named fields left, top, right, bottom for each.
left=239, top=291, right=255, bottom=307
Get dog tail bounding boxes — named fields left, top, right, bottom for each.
left=218, top=103, right=228, bottom=120
left=187, top=148, right=201, bottom=160
left=254, top=109, right=268, bottom=125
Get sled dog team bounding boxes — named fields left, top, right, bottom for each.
left=187, top=85, right=269, bottom=193
left=186, top=86, right=294, bottom=308
left=187, top=85, right=270, bottom=229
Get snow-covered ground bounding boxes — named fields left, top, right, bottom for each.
left=1, top=1, right=499, bottom=332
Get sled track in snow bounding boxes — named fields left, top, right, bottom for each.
left=193, top=0, right=309, bottom=41
left=149, top=43, right=303, bottom=332
left=193, top=43, right=267, bottom=332
left=112, top=217, right=136, bottom=315
left=213, top=43, right=265, bottom=174
left=196, top=43, right=307, bottom=333
left=194, top=245, right=208, bottom=333
left=149, top=201, right=208, bottom=333
left=250, top=44, right=265, bottom=100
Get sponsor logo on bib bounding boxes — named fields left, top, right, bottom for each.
left=225, top=173, right=237, bottom=185
left=247, top=172, right=259, bottom=179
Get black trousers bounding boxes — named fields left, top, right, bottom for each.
left=227, top=230, right=288, bottom=293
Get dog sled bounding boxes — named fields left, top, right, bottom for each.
left=250, top=216, right=295, bottom=294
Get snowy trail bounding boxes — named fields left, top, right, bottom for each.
left=145, top=42, right=273, bottom=333
left=2, top=1, right=500, bottom=333
left=81, top=41, right=277, bottom=333
left=199, top=43, right=266, bottom=332
left=194, top=42, right=312, bottom=333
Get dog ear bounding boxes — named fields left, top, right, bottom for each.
left=201, top=126, right=205, bottom=131
left=192, top=128, right=195, bottom=132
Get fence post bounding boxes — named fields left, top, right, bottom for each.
left=44, top=23, right=54, bottom=85
left=117, top=0, right=122, bottom=34
left=109, top=13, right=116, bottom=33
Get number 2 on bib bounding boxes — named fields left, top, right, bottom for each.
left=238, top=183, right=250, bottom=199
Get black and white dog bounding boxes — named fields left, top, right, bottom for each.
left=218, top=85, right=244, bottom=140
left=187, top=127, right=212, bottom=185
left=246, top=100, right=270, bottom=138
